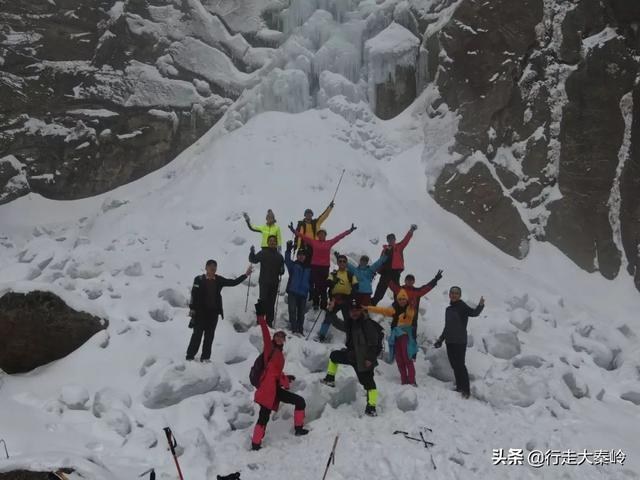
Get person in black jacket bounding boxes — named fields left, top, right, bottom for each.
left=186, top=260, right=252, bottom=362
left=321, top=298, right=383, bottom=416
left=249, top=235, right=285, bottom=327
left=434, top=286, right=485, bottom=398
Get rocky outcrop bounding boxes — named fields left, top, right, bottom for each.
left=427, top=0, right=640, bottom=289
left=0, top=291, right=107, bottom=373
left=0, top=0, right=275, bottom=203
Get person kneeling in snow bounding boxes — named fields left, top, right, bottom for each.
left=366, top=289, right=418, bottom=386
left=321, top=298, right=384, bottom=417
left=251, top=301, right=308, bottom=450
left=434, top=286, right=485, bottom=399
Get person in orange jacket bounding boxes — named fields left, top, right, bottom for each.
left=251, top=302, right=308, bottom=450
left=389, top=269, right=443, bottom=356
left=366, top=289, right=419, bottom=385
left=371, top=225, right=417, bottom=305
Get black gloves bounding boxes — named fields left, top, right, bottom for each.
left=288, top=222, right=296, bottom=233
left=349, top=223, right=357, bottom=232
left=410, top=224, right=418, bottom=231
left=434, top=338, right=443, bottom=349
left=329, top=201, right=335, bottom=208
left=287, top=375, right=296, bottom=382
left=434, top=269, right=443, bottom=282
left=286, top=240, right=294, bottom=250
left=334, top=251, right=340, bottom=259
left=255, top=301, right=264, bottom=316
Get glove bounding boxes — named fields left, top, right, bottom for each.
left=243, top=212, right=249, bottom=220
left=434, top=269, right=443, bottom=282
left=410, top=224, right=418, bottom=231
left=189, top=309, right=195, bottom=318
left=334, top=251, right=340, bottom=259
left=288, top=222, right=295, bottom=232
left=188, top=318, right=195, bottom=329
left=350, top=223, right=357, bottom=232
left=329, top=201, right=335, bottom=208
left=255, top=301, right=264, bottom=316
left=286, top=240, right=294, bottom=250
left=250, top=245, right=255, bottom=253
left=287, top=375, right=296, bottom=382
left=434, top=338, right=443, bottom=349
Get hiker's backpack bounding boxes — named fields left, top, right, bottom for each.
left=249, top=350, right=274, bottom=388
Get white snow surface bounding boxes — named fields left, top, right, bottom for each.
left=1, top=106, right=639, bottom=479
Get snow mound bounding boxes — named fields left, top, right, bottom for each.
left=483, top=331, right=522, bottom=360
left=395, top=388, right=418, bottom=412
left=142, top=362, right=232, bottom=408
left=59, top=385, right=90, bottom=410
left=92, top=387, right=132, bottom=418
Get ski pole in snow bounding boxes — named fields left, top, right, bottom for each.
left=0, top=439, right=8, bottom=458
left=273, top=275, right=282, bottom=327
left=163, top=427, right=185, bottom=480
left=331, top=169, right=346, bottom=204
left=321, top=434, right=339, bottom=480
left=244, top=270, right=252, bottom=312
left=306, top=309, right=324, bottom=340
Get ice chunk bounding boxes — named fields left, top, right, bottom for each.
left=92, top=387, right=132, bottom=418
left=102, top=409, right=132, bottom=437
left=158, top=288, right=189, bottom=308
left=300, top=342, right=329, bottom=372
left=484, top=331, right=521, bottom=360
left=396, top=388, right=418, bottom=412
left=512, top=355, right=545, bottom=369
left=318, top=71, right=363, bottom=107
left=124, top=262, right=143, bottom=277
left=426, top=348, right=454, bottom=382
left=562, top=372, right=589, bottom=399
left=509, top=308, right=532, bottom=332
left=620, top=391, right=640, bottom=405
left=142, top=362, right=232, bottom=408
left=571, top=335, right=615, bottom=370
left=59, top=385, right=90, bottom=410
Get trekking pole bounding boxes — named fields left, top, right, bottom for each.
left=163, top=427, right=185, bottom=480
left=244, top=270, right=252, bottom=312
left=306, top=309, right=324, bottom=340
left=330, top=169, right=346, bottom=204
left=0, top=439, right=8, bottom=458
left=273, top=276, right=281, bottom=327
left=321, top=434, right=339, bottom=480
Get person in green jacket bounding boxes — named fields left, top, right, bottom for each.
left=244, top=209, right=282, bottom=250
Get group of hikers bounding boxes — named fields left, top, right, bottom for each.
left=185, top=202, right=485, bottom=451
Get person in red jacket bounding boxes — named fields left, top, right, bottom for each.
left=389, top=269, right=443, bottom=349
left=371, top=225, right=417, bottom=305
left=288, top=222, right=356, bottom=310
left=251, top=302, right=308, bottom=451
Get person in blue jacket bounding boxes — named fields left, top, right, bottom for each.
left=334, top=251, right=388, bottom=306
left=284, top=240, right=312, bottom=335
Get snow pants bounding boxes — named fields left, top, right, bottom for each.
left=310, top=265, right=329, bottom=309
left=371, top=269, right=402, bottom=305
left=446, top=342, right=469, bottom=394
left=186, top=309, right=219, bottom=360
left=395, top=334, right=416, bottom=385
left=287, top=292, right=306, bottom=334
left=259, top=281, right=279, bottom=327
left=252, top=387, right=306, bottom=446
left=328, top=349, right=377, bottom=406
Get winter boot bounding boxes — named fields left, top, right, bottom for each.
left=364, top=405, right=377, bottom=417
left=295, top=426, right=309, bottom=436
left=461, top=391, right=470, bottom=399
left=321, top=374, right=335, bottom=387
left=251, top=442, right=261, bottom=451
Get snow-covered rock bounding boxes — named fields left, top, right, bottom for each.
left=484, top=331, right=522, bottom=360
left=509, top=308, right=532, bottom=332
left=102, top=408, right=132, bottom=437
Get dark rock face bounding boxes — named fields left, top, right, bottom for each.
left=375, top=65, right=417, bottom=120
left=0, top=291, right=107, bottom=373
left=0, top=0, right=275, bottom=203
left=0, top=472, right=49, bottom=480
left=427, top=0, right=640, bottom=289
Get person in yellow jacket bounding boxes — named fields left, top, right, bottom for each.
left=317, top=255, right=358, bottom=341
left=243, top=209, right=282, bottom=250
left=294, top=201, right=334, bottom=264
left=366, top=290, right=419, bottom=386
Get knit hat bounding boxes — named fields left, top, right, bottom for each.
left=396, top=289, right=409, bottom=301
left=266, top=209, right=275, bottom=221
left=348, top=297, right=363, bottom=310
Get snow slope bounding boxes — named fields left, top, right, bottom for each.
left=1, top=107, right=640, bottom=480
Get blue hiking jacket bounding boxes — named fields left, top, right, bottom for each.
left=346, top=256, right=388, bottom=294
left=285, top=249, right=311, bottom=297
